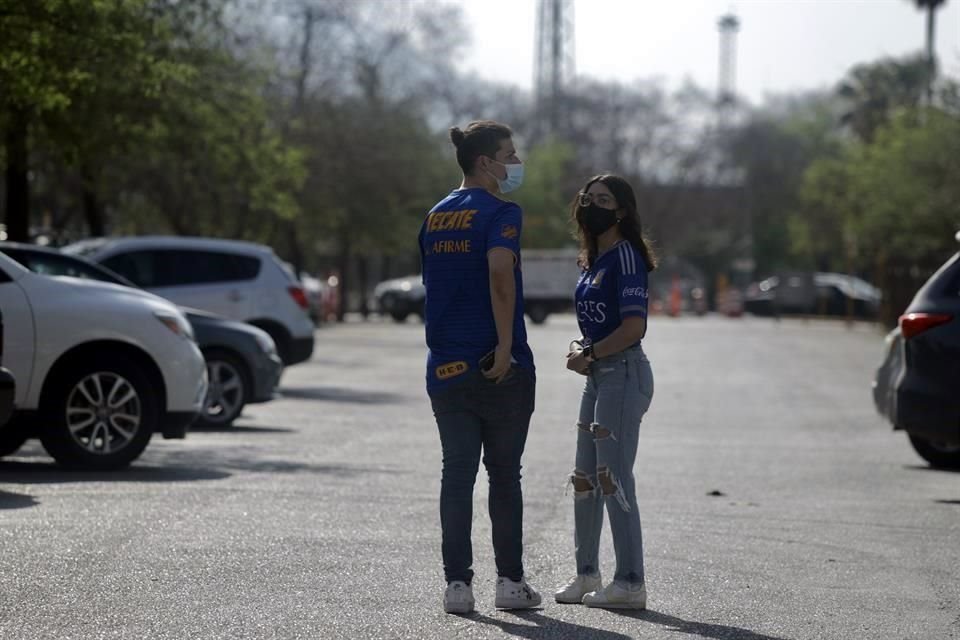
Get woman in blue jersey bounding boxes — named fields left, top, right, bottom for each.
left=554, top=174, right=656, bottom=609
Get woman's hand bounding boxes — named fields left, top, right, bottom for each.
left=565, top=350, right=589, bottom=376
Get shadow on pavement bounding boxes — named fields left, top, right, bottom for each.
left=0, top=458, right=232, bottom=483
left=934, top=499, right=960, bottom=505
left=0, top=489, right=39, bottom=510
left=608, top=609, right=789, bottom=640
left=189, top=423, right=297, bottom=434
left=471, top=611, right=633, bottom=640
left=902, top=464, right=960, bottom=474
left=279, top=386, right=407, bottom=405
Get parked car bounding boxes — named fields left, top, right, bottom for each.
left=872, top=234, right=960, bottom=469
left=0, top=251, right=207, bottom=469
left=373, top=275, right=425, bottom=323
left=0, top=309, right=14, bottom=429
left=0, top=243, right=283, bottom=428
left=744, top=271, right=881, bottom=318
left=374, top=249, right=582, bottom=325
left=63, top=236, right=315, bottom=366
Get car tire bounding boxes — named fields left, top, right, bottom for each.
left=39, top=358, right=158, bottom=470
left=390, top=310, right=409, bottom=323
left=196, top=349, right=249, bottom=429
left=527, top=304, right=548, bottom=325
left=908, top=434, right=960, bottom=470
left=0, top=416, right=31, bottom=458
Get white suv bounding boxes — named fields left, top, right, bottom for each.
left=64, top=236, right=316, bottom=366
left=0, top=252, right=207, bottom=470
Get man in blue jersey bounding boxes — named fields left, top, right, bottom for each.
left=419, top=120, right=540, bottom=614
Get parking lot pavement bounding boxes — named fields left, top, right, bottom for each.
left=1, top=314, right=958, bottom=640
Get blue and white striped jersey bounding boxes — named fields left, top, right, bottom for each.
left=574, top=240, right=649, bottom=345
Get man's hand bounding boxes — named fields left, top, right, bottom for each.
left=482, top=344, right=513, bottom=383
left=566, top=350, right=589, bottom=376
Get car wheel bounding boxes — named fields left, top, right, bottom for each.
left=0, top=416, right=31, bottom=457
left=390, top=310, right=409, bottom=323
left=527, top=304, right=548, bottom=325
left=39, top=358, right=158, bottom=470
left=197, top=350, right=249, bottom=428
left=908, top=434, right=960, bottom=470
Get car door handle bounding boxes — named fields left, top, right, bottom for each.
left=228, top=291, right=244, bottom=302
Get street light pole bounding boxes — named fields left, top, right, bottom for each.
left=915, top=0, right=946, bottom=105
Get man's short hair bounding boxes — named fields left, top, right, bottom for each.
left=449, top=120, right=512, bottom=174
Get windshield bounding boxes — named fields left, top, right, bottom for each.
left=0, top=248, right=136, bottom=287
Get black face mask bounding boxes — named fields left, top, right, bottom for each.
left=581, top=204, right=619, bottom=236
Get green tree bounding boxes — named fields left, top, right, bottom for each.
left=513, top=139, right=576, bottom=249
left=838, top=55, right=932, bottom=144
left=0, top=0, right=179, bottom=240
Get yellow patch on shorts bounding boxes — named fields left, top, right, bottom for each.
left=436, top=361, right=469, bottom=380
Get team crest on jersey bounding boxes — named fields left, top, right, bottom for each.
left=589, top=269, right=607, bottom=288
left=436, top=361, right=468, bottom=380
left=500, top=224, right=518, bottom=240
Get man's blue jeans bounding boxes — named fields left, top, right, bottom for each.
left=429, top=366, right=535, bottom=585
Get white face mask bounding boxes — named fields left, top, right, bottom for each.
left=487, top=160, right=524, bottom=193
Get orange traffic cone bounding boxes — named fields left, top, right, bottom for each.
left=669, top=275, right=682, bottom=317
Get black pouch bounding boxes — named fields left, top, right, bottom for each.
left=479, top=349, right=496, bottom=372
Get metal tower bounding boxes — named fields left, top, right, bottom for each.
left=717, top=13, right=740, bottom=112
left=534, top=0, right=576, bottom=136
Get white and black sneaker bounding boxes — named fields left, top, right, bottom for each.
left=495, top=577, right=542, bottom=610
left=443, top=581, right=475, bottom=614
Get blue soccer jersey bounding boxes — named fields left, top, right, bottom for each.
left=574, top=240, right=649, bottom=345
left=419, top=188, right=535, bottom=391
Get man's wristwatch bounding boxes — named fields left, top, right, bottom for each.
left=582, top=344, right=596, bottom=362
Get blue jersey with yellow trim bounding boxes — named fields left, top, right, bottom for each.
left=419, top=187, right=535, bottom=392
left=574, top=240, right=649, bottom=345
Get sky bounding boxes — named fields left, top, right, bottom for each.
left=454, top=0, right=960, bottom=104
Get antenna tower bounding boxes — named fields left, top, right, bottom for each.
left=534, top=0, right=576, bottom=136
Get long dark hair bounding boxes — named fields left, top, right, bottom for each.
left=571, top=174, right=656, bottom=272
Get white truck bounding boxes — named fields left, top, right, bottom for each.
left=373, top=248, right=581, bottom=325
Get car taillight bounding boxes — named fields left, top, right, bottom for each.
left=288, top=286, right=310, bottom=311
left=899, top=312, right=953, bottom=339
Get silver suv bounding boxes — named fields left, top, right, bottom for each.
left=64, top=236, right=315, bottom=366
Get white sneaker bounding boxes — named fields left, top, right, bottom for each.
left=443, top=581, right=475, bottom=614
left=495, top=577, right=542, bottom=609
left=582, top=581, right=647, bottom=609
left=554, top=574, right=602, bottom=604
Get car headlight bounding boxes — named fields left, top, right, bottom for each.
left=155, top=311, right=195, bottom=342
left=254, top=331, right=277, bottom=355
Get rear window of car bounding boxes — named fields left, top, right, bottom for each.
left=102, top=249, right=261, bottom=287
left=939, top=254, right=960, bottom=296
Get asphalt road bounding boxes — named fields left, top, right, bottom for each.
left=1, top=314, right=958, bottom=640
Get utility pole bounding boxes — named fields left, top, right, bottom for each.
left=534, top=0, right=575, bottom=139
left=915, top=0, right=946, bottom=106
left=717, top=13, right=740, bottom=128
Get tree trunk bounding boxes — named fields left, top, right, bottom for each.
left=285, top=220, right=304, bottom=276
left=357, top=255, right=369, bottom=319
left=4, top=109, right=30, bottom=242
left=80, top=165, right=106, bottom=237
left=335, top=228, right=351, bottom=322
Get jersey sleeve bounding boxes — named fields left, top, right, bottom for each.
left=615, top=243, right=649, bottom=318
left=486, top=202, right=522, bottom=258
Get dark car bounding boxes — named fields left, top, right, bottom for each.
left=872, top=234, right=960, bottom=469
left=0, top=243, right=283, bottom=428
left=0, top=308, right=15, bottom=429
left=744, top=271, right=881, bottom=318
